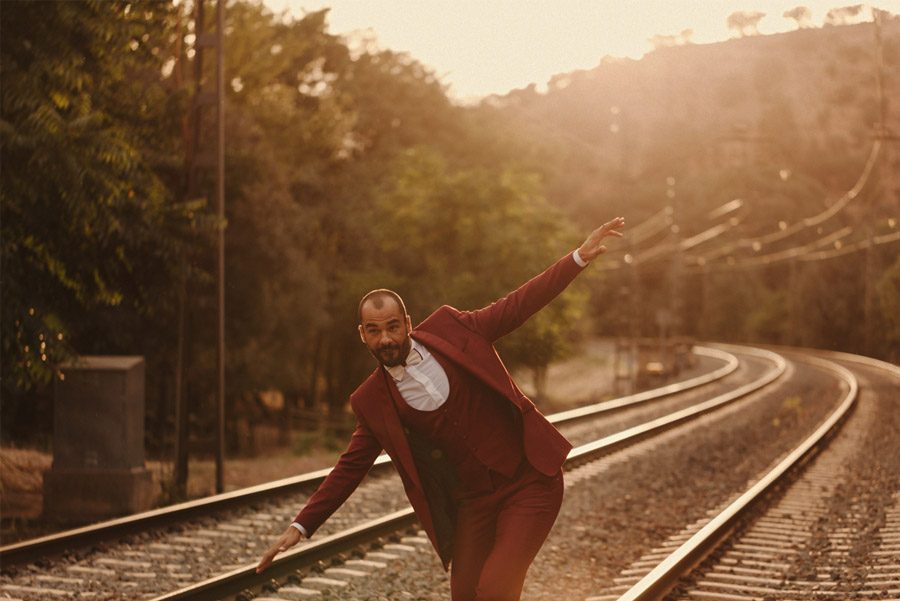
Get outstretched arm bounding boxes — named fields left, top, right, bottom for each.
left=256, top=418, right=382, bottom=573
left=460, top=217, right=625, bottom=341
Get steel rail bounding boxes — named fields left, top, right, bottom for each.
left=154, top=509, right=418, bottom=601
left=780, top=345, right=900, bottom=379
left=548, top=346, right=737, bottom=425
left=566, top=345, right=784, bottom=464
left=615, top=349, right=871, bottom=601
left=0, top=346, right=737, bottom=566
left=149, top=345, right=784, bottom=601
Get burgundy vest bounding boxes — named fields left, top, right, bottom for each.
left=390, top=349, right=524, bottom=496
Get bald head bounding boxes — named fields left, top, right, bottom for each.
left=358, top=289, right=407, bottom=324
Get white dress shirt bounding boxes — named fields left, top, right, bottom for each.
left=385, top=340, right=450, bottom=410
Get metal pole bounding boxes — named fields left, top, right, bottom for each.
left=215, top=0, right=226, bottom=494
left=174, top=0, right=206, bottom=499
left=629, top=250, right=640, bottom=394
left=788, top=257, right=799, bottom=345
left=864, top=9, right=885, bottom=355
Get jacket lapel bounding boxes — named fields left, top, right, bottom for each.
left=411, top=330, right=518, bottom=404
left=368, top=369, right=425, bottom=494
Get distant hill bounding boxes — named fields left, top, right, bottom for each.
left=479, top=19, right=899, bottom=225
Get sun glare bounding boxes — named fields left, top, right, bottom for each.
left=267, top=0, right=897, bottom=101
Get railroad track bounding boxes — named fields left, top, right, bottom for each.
left=7, top=344, right=880, bottom=601
left=0, top=344, right=768, bottom=600
left=588, top=348, right=899, bottom=601
left=148, top=345, right=783, bottom=601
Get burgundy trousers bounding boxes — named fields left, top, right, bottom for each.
left=450, top=464, right=564, bottom=601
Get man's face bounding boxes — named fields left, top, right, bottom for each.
left=358, top=297, right=412, bottom=367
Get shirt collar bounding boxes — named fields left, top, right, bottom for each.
left=384, top=339, right=425, bottom=381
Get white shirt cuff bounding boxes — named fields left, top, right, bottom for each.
left=572, top=249, right=589, bottom=267
left=290, top=522, right=308, bottom=537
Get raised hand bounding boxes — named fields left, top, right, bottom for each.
left=256, top=525, right=302, bottom=573
left=577, top=217, right=626, bottom=262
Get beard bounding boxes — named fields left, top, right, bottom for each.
left=372, top=336, right=411, bottom=368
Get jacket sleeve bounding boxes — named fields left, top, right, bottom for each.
left=456, top=251, right=584, bottom=342
left=292, top=416, right=383, bottom=537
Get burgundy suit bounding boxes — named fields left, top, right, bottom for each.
left=294, top=252, right=583, bottom=598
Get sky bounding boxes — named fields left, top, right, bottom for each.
left=263, top=1, right=899, bottom=102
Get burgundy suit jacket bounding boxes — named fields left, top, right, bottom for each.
left=294, top=251, right=582, bottom=565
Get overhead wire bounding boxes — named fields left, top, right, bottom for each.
left=697, top=140, right=882, bottom=263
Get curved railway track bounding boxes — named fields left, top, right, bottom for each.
left=5, top=344, right=894, bottom=601
left=588, top=349, right=899, bottom=601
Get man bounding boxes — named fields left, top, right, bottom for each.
left=257, top=217, right=626, bottom=600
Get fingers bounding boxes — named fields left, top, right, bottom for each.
left=595, top=222, right=625, bottom=241
left=599, top=217, right=625, bottom=234
left=608, top=217, right=625, bottom=229
left=256, top=549, right=276, bottom=573
left=256, top=539, right=286, bottom=573
left=257, top=528, right=302, bottom=573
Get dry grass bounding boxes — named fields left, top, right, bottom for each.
left=1, top=447, right=52, bottom=519
left=0, top=444, right=344, bottom=521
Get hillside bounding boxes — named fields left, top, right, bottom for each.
left=480, top=19, right=899, bottom=227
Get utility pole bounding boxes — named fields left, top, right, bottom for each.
left=173, top=0, right=209, bottom=498
left=667, top=176, right=682, bottom=371
left=865, top=8, right=892, bottom=355
left=175, top=0, right=226, bottom=495
left=628, top=248, right=640, bottom=393
left=214, top=0, right=226, bottom=495
left=788, top=257, right=799, bottom=345
left=698, top=260, right=710, bottom=340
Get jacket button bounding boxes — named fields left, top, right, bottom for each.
left=431, top=449, right=443, bottom=459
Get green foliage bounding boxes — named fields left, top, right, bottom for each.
left=368, top=149, right=585, bottom=368
left=1, top=0, right=197, bottom=406
left=6, top=0, right=893, bottom=453
left=2, top=308, right=74, bottom=392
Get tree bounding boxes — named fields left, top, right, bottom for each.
left=649, top=34, right=679, bottom=50
left=369, top=150, right=585, bottom=394
left=1, top=0, right=198, bottom=441
left=784, top=6, right=813, bottom=29
left=825, top=5, right=865, bottom=26
left=727, top=11, right=766, bottom=37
